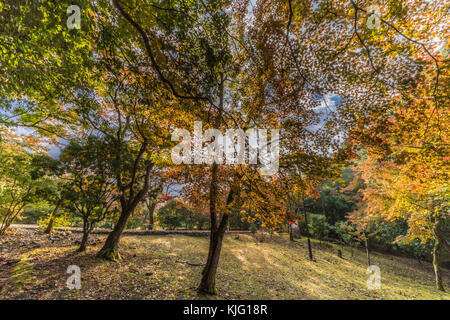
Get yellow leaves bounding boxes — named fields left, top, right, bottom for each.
left=360, top=144, right=447, bottom=241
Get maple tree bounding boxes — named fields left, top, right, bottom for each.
left=348, top=31, right=449, bottom=289
left=0, top=136, right=35, bottom=235
left=0, top=0, right=447, bottom=297
left=59, top=136, right=119, bottom=252
left=30, top=154, right=70, bottom=234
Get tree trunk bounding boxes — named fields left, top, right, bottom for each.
left=198, top=170, right=239, bottom=294
left=198, top=161, right=219, bottom=294
left=432, top=219, right=445, bottom=291
left=433, top=238, right=444, bottom=291
left=44, top=216, right=55, bottom=235
left=198, top=213, right=229, bottom=294
left=289, top=224, right=294, bottom=241
left=97, top=161, right=153, bottom=260
left=320, top=192, right=326, bottom=216
left=44, top=202, right=61, bottom=234
left=96, top=206, right=132, bottom=260
left=198, top=74, right=232, bottom=295
left=78, top=222, right=91, bottom=252
left=146, top=199, right=156, bottom=230
left=301, top=200, right=313, bottom=261
left=365, top=235, right=371, bottom=266
left=306, top=236, right=313, bottom=260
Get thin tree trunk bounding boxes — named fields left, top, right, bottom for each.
left=198, top=74, right=231, bottom=295
left=320, top=192, right=326, bottom=216
left=198, top=161, right=219, bottom=294
left=44, top=215, right=55, bottom=234
left=78, top=221, right=91, bottom=252
left=365, top=235, right=371, bottom=266
left=44, top=202, right=61, bottom=234
left=433, top=219, right=445, bottom=291
left=306, top=235, right=313, bottom=260
left=433, top=238, right=444, bottom=291
left=289, top=224, right=294, bottom=241
left=301, top=200, right=313, bottom=261
left=198, top=213, right=229, bottom=294
left=198, top=185, right=235, bottom=295
left=146, top=199, right=156, bottom=230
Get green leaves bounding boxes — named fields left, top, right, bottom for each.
left=0, top=137, right=37, bottom=233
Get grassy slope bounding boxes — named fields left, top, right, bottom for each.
left=0, top=231, right=449, bottom=300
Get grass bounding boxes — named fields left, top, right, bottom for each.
left=0, top=231, right=448, bottom=300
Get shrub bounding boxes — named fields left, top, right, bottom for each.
left=310, top=214, right=330, bottom=241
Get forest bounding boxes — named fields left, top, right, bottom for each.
left=0, top=0, right=448, bottom=301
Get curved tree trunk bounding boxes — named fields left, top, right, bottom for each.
left=198, top=162, right=219, bottom=294
left=78, top=224, right=91, bottom=252
left=96, top=206, right=133, bottom=260
left=44, top=202, right=61, bottom=234
left=97, top=162, right=153, bottom=260
left=44, top=216, right=55, bottom=234
left=198, top=75, right=236, bottom=295
left=198, top=213, right=229, bottom=294
left=198, top=180, right=236, bottom=295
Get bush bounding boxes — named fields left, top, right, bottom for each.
left=157, top=201, right=184, bottom=230
left=310, top=214, right=330, bottom=241
left=38, top=211, right=72, bottom=230
left=228, top=209, right=251, bottom=230
left=157, top=200, right=199, bottom=230
left=332, top=221, right=357, bottom=246
left=19, top=205, right=50, bottom=224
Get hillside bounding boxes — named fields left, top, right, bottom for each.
left=0, top=227, right=448, bottom=300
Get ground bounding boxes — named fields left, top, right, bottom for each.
left=0, top=227, right=449, bottom=300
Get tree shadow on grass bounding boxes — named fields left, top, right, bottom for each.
left=3, top=245, right=110, bottom=299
